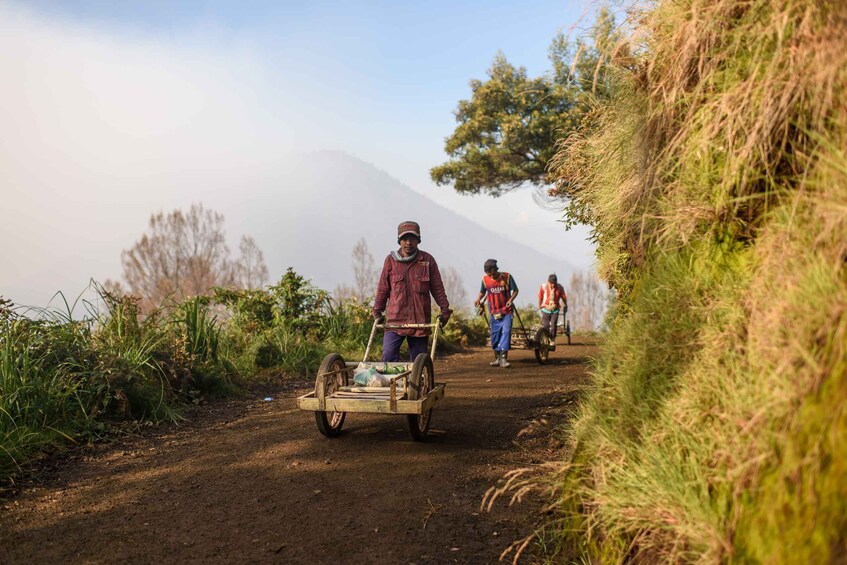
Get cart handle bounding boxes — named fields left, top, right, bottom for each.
left=476, top=303, right=490, bottom=330
left=511, top=304, right=528, bottom=332
left=362, top=320, right=442, bottom=363
left=478, top=303, right=524, bottom=330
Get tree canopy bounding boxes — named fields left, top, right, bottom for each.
left=431, top=9, right=618, bottom=197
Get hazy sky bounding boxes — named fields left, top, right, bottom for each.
left=1, top=0, right=598, bottom=308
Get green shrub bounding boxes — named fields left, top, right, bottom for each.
left=1, top=268, right=490, bottom=487
left=254, top=342, right=282, bottom=369
left=439, top=309, right=489, bottom=348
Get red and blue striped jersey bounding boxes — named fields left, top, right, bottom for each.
left=481, top=272, right=517, bottom=315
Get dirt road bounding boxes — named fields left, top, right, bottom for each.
left=2, top=340, right=595, bottom=564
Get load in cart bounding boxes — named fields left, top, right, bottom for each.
left=297, top=320, right=445, bottom=441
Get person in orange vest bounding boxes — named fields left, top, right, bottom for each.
left=474, top=259, right=519, bottom=368
left=537, top=273, right=567, bottom=342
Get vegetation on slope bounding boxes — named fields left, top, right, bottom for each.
left=549, top=0, right=847, bottom=561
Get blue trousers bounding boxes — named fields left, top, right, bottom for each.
left=490, top=313, right=513, bottom=352
left=382, top=331, right=429, bottom=362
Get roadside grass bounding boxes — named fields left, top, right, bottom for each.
left=544, top=0, right=847, bottom=561
left=0, top=314, right=87, bottom=482
left=1, top=275, right=479, bottom=489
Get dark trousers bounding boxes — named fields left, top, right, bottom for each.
left=541, top=311, right=559, bottom=340
left=382, top=331, right=429, bottom=362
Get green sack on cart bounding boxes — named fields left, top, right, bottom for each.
left=353, top=364, right=390, bottom=387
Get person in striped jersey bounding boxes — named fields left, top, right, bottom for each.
left=474, top=259, right=519, bottom=368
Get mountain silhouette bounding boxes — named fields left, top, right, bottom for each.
left=229, top=151, right=576, bottom=308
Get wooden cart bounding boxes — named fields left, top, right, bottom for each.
left=478, top=305, right=568, bottom=364
left=297, top=321, right=445, bottom=441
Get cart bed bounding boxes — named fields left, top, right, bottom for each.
left=297, top=383, right=445, bottom=415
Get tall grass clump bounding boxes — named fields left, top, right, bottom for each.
left=547, top=0, right=847, bottom=561
left=1, top=268, right=485, bottom=489
left=0, top=288, right=234, bottom=488
left=0, top=308, right=88, bottom=480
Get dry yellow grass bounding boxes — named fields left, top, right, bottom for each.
left=545, top=0, right=847, bottom=561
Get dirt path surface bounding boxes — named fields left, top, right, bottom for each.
left=2, top=340, right=595, bottom=564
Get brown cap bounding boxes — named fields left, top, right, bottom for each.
left=397, top=221, right=421, bottom=241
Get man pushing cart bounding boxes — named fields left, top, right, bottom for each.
left=372, top=220, right=452, bottom=360
left=474, top=259, right=519, bottom=368
left=298, top=221, right=452, bottom=441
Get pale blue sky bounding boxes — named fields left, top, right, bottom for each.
left=1, top=0, right=599, bottom=307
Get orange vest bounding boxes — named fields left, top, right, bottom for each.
left=538, top=283, right=566, bottom=311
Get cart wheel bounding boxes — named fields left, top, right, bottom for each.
left=565, top=320, right=572, bottom=345
left=406, top=353, right=434, bottom=442
left=534, top=327, right=552, bottom=364
left=315, top=353, right=348, bottom=437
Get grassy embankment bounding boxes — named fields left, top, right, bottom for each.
left=549, top=0, right=847, bottom=561
left=0, top=268, right=490, bottom=490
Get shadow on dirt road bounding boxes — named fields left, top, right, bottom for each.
left=1, top=338, right=598, bottom=564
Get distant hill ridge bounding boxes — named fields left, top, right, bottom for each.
left=232, top=151, right=576, bottom=307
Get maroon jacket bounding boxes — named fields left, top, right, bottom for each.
left=372, top=250, right=452, bottom=337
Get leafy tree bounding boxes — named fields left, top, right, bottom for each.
left=269, top=267, right=328, bottom=331
left=431, top=9, right=618, bottom=197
